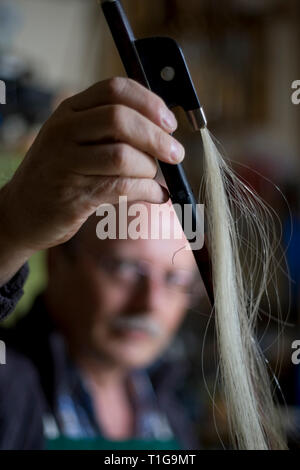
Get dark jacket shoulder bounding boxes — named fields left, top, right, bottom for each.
left=0, top=349, right=44, bottom=449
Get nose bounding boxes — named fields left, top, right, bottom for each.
left=129, top=275, right=166, bottom=313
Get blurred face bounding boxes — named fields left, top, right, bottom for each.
left=48, top=210, right=197, bottom=370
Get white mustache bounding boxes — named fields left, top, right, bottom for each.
left=112, top=315, right=163, bottom=338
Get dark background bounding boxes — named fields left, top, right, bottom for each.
left=0, top=0, right=299, bottom=449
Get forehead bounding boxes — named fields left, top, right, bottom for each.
left=79, top=202, right=196, bottom=270
left=113, top=239, right=194, bottom=269
left=83, top=235, right=195, bottom=271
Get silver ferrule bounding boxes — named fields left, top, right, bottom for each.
left=186, top=107, right=207, bottom=131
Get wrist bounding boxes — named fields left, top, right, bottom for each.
left=0, top=183, right=35, bottom=286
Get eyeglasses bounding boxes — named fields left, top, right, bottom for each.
left=85, top=253, right=197, bottom=296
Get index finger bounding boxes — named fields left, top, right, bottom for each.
left=67, top=77, right=178, bottom=133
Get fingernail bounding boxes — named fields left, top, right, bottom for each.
left=170, top=140, right=185, bottom=163
left=161, top=110, right=177, bottom=132
left=160, top=187, right=170, bottom=203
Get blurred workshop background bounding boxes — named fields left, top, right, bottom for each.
left=0, top=0, right=300, bottom=449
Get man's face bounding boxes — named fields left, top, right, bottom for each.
left=50, top=215, right=197, bottom=370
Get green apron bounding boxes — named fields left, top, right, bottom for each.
left=46, top=436, right=180, bottom=450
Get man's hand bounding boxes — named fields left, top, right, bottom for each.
left=0, top=78, right=185, bottom=285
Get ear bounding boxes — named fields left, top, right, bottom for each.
left=47, top=247, right=68, bottom=276
left=188, top=279, right=206, bottom=310
left=46, top=248, right=57, bottom=277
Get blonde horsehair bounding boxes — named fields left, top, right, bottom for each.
left=200, top=128, right=287, bottom=450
